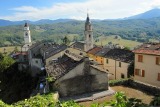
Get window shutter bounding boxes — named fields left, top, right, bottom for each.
left=142, top=70, right=145, bottom=77
left=138, top=55, right=140, bottom=62
left=135, top=69, right=138, bottom=75
left=158, top=73, right=160, bottom=81
left=156, top=57, right=159, bottom=65
left=138, top=55, right=143, bottom=62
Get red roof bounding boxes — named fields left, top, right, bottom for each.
left=15, top=52, right=28, bottom=55
left=87, top=47, right=102, bottom=55
left=133, top=49, right=160, bottom=55
left=133, top=43, right=160, bottom=55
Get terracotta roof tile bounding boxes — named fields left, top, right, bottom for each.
left=133, top=43, right=160, bottom=55
left=87, top=47, right=102, bottom=55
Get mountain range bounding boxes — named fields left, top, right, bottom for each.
left=1, top=8, right=160, bottom=26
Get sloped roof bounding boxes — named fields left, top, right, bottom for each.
left=46, top=54, right=84, bottom=79
left=29, top=41, right=42, bottom=50
left=104, top=49, right=134, bottom=63
left=70, top=42, right=85, bottom=51
left=95, top=48, right=111, bottom=57
left=133, top=43, right=160, bottom=55
left=45, top=44, right=67, bottom=59
left=87, top=47, right=102, bottom=55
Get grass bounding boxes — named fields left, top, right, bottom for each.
left=0, top=46, right=21, bottom=54
left=95, top=35, right=142, bottom=49
left=67, top=34, right=79, bottom=41
left=79, top=86, right=154, bottom=107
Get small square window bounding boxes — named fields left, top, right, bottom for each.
left=35, top=60, right=38, bottom=64
left=121, top=73, right=125, bottom=78
left=106, top=59, right=109, bottom=64
left=119, top=62, right=121, bottom=67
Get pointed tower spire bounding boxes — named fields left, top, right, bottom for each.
left=24, top=22, right=28, bottom=27
left=86, top=12, right=90, bottom=24
left=84, top=12, right=94, bottom=52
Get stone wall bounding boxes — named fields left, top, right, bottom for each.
left=128, top=80, right=160, bottom=95
left=54, top=58, right=108, bottom=97
left=109, top=79, right=160, bottom=95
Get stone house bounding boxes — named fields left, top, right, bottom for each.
left=133, top=43, right=160, bottom=87
left=28, top=42, right=67, bottom=76
left=46, top=53, right=108, bottom=97
left=13, top=51, right=29, bottom=71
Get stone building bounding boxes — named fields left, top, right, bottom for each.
left=71, top=13, right=94, bottom=52
left=46, top=52, right=108, bottom=97
left=28, top=42, right=67, bottom=76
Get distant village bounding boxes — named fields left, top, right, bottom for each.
left=13, top=14, right=160, bottom=97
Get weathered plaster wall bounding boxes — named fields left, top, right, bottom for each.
left=54, top=62, right=108, bottom=97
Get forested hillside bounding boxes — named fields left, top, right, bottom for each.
left=0, top=17, right=160, bottom=47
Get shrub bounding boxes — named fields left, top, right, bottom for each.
left=13, top=93, right=55, bottom=107
left=150, top=95, right=160, bottom=106
left=109, top=78, right=130, bottom=86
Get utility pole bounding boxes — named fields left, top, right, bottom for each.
left=115, top=60, right=116, bottom=80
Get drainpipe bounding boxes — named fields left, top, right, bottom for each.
left=115, top=60, right=116, bottom=80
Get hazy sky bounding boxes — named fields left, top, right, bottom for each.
left=0, top=0, right=160, bottom=21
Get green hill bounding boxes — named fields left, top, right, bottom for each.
left=0, top=17, right=160, bottom=47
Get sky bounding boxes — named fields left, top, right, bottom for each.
left=0, top=0, right=160, bottom=21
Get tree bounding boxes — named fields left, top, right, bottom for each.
left=0, top=53, right=3, bottom=61
left=0, top=56, right=15, bottom=72
left=62, top=36, right=70, bottom=45
left=14, top=47, right=18, bottom=52
left=127, top=61, right=134, bottom=78
left=124, top=46, right=130, bottom=50
left=150, top=95, right=160, bottom=106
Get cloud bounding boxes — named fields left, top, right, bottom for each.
left=1, top=0, right=160, bottom=21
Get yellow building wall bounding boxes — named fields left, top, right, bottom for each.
left=103, top=58, right=129, bottom=80
left=134, top=54, right=160, bottom=87
left=87, top=53, right=94, bottom=59
left=95, top=56, right=104, bottom=65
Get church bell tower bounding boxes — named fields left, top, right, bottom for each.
left=24, top=22, right=32, bottom=45
left=84, top=13, right=94, bottom=52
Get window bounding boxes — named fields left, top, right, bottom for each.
left=79, top=52, right=83, bottom=55
left=89, top=35, right=91, bottom=38
left=106, top=59, right=109, bottom=64
left=138, top=55, right=143, bottom=62
left=24, top=55, right=27, bottom=61
left=25, top=32, right=28, bottom=36
left=35, top=60, right=38, bottom=64
left=119, top=62, right=121, bottom=67
left=156, top=57, right=160, bottom=65
left=121, top=73, right=125, bottom=78
left=158, top=73, right=160, bottom=81
left=135, top=69, right=145, bottom=77
left=65, top=50, right=69, bottom=53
